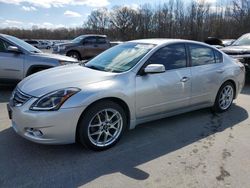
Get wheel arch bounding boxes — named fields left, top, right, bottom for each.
left=66, top=50, right=81, bottom=59
left=221, top=79, right=237, bottom=99
left=26, top=65, right=53, bottom=77
left=75, top=97, right=131, bottom=142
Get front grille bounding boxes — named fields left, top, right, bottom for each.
left=225, top=51, right=250, bottom=56
left=12, top=88, right=32, bottom=107
left=226, top=52, right=241, bottom=55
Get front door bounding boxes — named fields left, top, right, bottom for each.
left=135, top=43, right=191, bottom=119
left=0, top=39, right=24, bottom=82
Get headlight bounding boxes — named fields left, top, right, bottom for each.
left=30, top=88, right=80, bottom=111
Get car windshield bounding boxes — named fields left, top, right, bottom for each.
left=72, top=36, right=84, bottom=43
left=232, top=34, right=250, bottom=46
left=5, top=35, right=42, bottom=53
left=85, top=42, right=155, bottom=73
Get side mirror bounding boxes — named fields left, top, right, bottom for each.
left=144, top=64, right=165, bottom=74
left=7, top=46, right=21, bottom=53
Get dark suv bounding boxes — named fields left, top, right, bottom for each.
left=53, top=34, right=111, bottom=60
left=221, top=33, right=250, bottom=75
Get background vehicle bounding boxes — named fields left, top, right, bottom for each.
left=204, top=37, right=224, bottom=49
left=38, top=41, right=52, bottom=49
left=25, top=40, right=52, bottom=49
left=0, top=34, right=78, bottom=83
left=222, top=39, right=235, bottom=46
left=25, top=40, right=40, bottom=48
left=8, top=39, right=245, bottom=151
left=204, top=38, right=236, bottom=49
left=53, top=34, right=111, bottom=60
left=221, top=33, right=250, bottom=76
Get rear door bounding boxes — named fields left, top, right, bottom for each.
left=188, top=43, right=224, bottom=105
left=0, top=38, right=24, bottom=82
left=81, top=36, right=98, bottom=57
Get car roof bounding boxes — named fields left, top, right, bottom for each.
left=0, top=33, right=11, bottom=38
left=129, top=38, right=215, bottom=47
left=130, top=38, right=194, bottom=44
left=80, top=34, right=107, bottom=38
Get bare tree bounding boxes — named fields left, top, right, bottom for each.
left=1, top=0, right=250, bottom=41
left=85, top=8, right=109, bottom=34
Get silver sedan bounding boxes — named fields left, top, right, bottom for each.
left=7, top=39, right=245, bottom=150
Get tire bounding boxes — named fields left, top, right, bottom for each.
left=77, top=101, right=127, bottom=151
left=212, top=81, right=235, bottom=113
left=67, top=51, right=81, bottom=60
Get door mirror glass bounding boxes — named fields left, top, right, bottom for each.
left=7, top=46, right=21, bottom=53
left=144, top=64, right=166, bottom=74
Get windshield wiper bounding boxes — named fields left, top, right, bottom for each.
left=30, top=50, right=41, bottom=53
left=85, top=65, right=103, bottom=71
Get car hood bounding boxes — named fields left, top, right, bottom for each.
left=33, top=52, right=78, bottom=62
left=221, top=45, right=250, bottom=54
left=18, top=64, right=117, bottom=97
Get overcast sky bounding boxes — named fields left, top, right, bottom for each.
left=0, top=0, right=217, bottom=29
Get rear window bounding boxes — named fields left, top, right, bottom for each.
left=214, top=50, right=223, bottom=63
left=189, top=44, right=216, bottom=66
left=97, top=37, right=107, bottom=44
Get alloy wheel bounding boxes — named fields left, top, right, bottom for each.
left=219, top=85, right=234, bottom=110
left=87, top=108, right=123, bottom=147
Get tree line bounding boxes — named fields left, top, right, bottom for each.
left=1, top=0, right=250, bottom=41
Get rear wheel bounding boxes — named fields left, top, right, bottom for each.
left=67, top=51, right=81, bottom=60
left=77, top=101, right=127, bottom=151
left=212, top=81, right=235, bottom=112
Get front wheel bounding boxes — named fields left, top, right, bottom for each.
left=212, top=82, right=235, bottom=113
left=77, top=101, right=127, bottom=151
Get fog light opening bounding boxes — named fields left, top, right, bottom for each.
left=25, top=128, right=43, bottom=137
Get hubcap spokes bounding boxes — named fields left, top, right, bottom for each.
left=219, top=85, right=233, bottom=110
left=88, top=109, right=122, bottom=147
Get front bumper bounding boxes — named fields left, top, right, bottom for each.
left=9, top=98, right=85, bottom=144
left=52, top=46, right=67, bottom=55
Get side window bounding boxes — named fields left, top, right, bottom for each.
left=146, top=44, right=187, bottom=70
left=0, top=39, right=10, bottom=52
left=84, top=37, right=97, bottom=44
left=214, top=50, right=223, bottom=63
left=97, top=37, right=107, bottom=44
left=189, top=44, right=215, bottom=66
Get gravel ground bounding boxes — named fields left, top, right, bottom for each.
left=0, top=82, right=250, bottom=188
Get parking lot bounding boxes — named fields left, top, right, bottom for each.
left=0, top=82, right=250, bottom=188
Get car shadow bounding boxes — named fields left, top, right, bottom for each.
left=0, top=103, right=248, bottom=187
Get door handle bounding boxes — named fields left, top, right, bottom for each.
left=180, top=77, right=189, bottom=82
left=216, top=69, right=224, bottom=73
